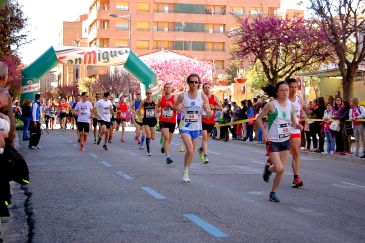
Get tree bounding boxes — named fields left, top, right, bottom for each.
left=0, top=53, right=22, bottom=97
left=144, top=58, right=212, bottom=91
left=228, top=16, right=331, bottom=85
left=0, top=0, right=29, bottom=56
left=57, top=83, right=79, bottom=99
left=309, top=0, right=365, bottom=100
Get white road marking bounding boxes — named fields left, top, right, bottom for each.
left=341, top=181, right=365, bottom=189
left=251, top=161, right=266, bottom=165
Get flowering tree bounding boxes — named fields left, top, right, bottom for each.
left=144, top=58, right=213, bottom=91
left=309, top=0, right=365, bottom=100
left=0, top=53, right=22, bottom=96
left=57, top=83, right=79, bottom=99
left=229, top=17, right=331, bottom=85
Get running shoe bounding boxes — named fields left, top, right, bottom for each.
left=36, top=145, right=42, bottom=149
left=147, top=152, right=152, bottom=156
left=198, top=148, right=204, bottom=161
left=137, top=138, right=141, bottom=145
left=94, top=139, right=97, bottom=144
left=108, top=140, right=112, bottom=143
left=292, top=177, right=304, bottom=188
left=103, top=144, right=108, bottom=151
left=139, top=146, right=144, bottom=150
left=182, top=170, right=190, bottom=183
left=269, top=192, right=280, bottom=203
left=161, top=146, right=165, bottom=154
left=29, top=146, right=36, bottom=150
left=203, top=155, right=209, bottom=164
left=263, top=164, right=272, bottom=183
left=97, top=136, right=102, bottom=145
left=79, top=145, right=84, bottom=151
left=166, top=157, right=174, bottom=164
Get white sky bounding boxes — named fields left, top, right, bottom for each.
left=17, top=0, right=308, bottom=65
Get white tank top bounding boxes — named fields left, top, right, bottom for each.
left=290, top=96, right=301, bottom=134
left=179, top=91, right=204, bottom=131
left=267, top=100, right=292, bottom=142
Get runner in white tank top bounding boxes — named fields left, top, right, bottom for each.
left=288, top=78, right=305, bottom=188
left=174, top=74, right=211, bottom=183
left=256, top=81, right=302, bottom=203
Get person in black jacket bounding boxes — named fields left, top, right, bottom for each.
left=21, top=99, right=31, bottom=141
left=312, top=97, right=326, bottom=153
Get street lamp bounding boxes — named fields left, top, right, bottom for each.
left=108, top=12, right=131, bottom=48
left=108, top=12, right=132, bottom=103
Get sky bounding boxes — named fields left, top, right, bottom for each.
left=17, top=0, right=308, bottom=65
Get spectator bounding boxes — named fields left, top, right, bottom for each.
left=221, top=103, right=232, bottom=141
left=29, top=93, right=42, bottom=149
left=340, top=101, right=352, bottom=155
left=322, top=103, right=336, bottom=154
left=246, top=99, right=255, bottom=141
left=232, top=102, right=241, bottom=139
left=332, top=97, right=344, bottom=153
left=213, top=108, right=222, bottom=139
left=21, top=99, right=31, bottom=141
left=240, top=100, right=248, bottom=140
left=349, top=98, right=365, bottom=157
left=312, top=97, right=326, bottom=153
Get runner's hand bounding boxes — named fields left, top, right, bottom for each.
left=262, top=130, right=268, bottom=142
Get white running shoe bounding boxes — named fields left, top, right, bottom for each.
left=182, top=170, right=190, bottom=183
left=36, top=145, right=42, bottom=149
left=147, top=152, right=152, bottom=156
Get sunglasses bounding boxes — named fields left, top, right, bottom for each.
left=137, top=94, right=141, bottom=95
left=146, top=93, right=152, bottom=95
left=188, top=81, right=200, bottom=84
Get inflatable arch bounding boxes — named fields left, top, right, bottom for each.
left=21, top=46, right=157, bottom=102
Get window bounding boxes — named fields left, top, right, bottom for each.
left=116, top=2, right=128, bottom=11
left=116, top=19, right=129, bottom=30
left=213, top=42, right=225, bottom=51
left=250, top=8, right=262, bottom=16
left=136, top=40, right=149, bottom=49
left=214, top=60, right=224, bottom=70
left=231, top=7, right=244, bottom=16
left=137, top=2, right=150, bottom=12
left=116, top=40, right=128, bottom=48
left=136, top=21, right=150, bottom=31
left=153, top=40, right=171, bottom=49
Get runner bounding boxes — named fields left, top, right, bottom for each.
left=157, top=83, right=176, bottom=164
left=91, top=93, right=100, bottom=144
left=136, top=89, right=158, bottom=156
left=287, top=78, right=305, bottom=188
left=75, top=92, right=93, bottom=151
left=199, top=83, right=223, bottom=164
left=108, top=96, right=117, bottom=143
left=173, top=74, right=212, bottom=182
left=71, top=95, right=80, bottom=130
left=96, top=92, right=113, bottom=151
left=256, top=81, right=302, bottom=202
left=48, top=101, right=56, bottom=130
left=133, top=92, right=144, bottom=146
left=115, top=97, right=129, bottom=143
left=58, top=97, right=68, bottom=130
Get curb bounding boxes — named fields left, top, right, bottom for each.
left=224, top=138, right=365, bottom=166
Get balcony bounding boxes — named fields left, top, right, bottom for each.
left=153, top=12, right=226, bottom=24
left=87, top=28, right=110, bottom=44
left=88, top=8, right=111, bottom=24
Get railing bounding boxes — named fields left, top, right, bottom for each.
left=153, top=9, right=226, bottom=15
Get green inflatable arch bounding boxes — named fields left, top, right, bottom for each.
left=21, top=46, right=157, bottom=102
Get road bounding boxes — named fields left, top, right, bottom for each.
left=12, top=128, right=365, bottom=242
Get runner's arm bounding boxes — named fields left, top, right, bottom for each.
left=173, top=93, right=184, bottom=113
left=201, top=93, right=212, bottom=116
left=255, top=102, right=274, bottom=142
left=291, top=103, right=302, bottom=130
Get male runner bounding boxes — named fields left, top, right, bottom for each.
left=173, top=74, right=211, bottom=182
left=157, top=83, right=176, bottom=164
left=286, top=78, right=304, bottom=188
left=96, top=92, right=113, bottom=151
left=75, top=92, right=93, bottom=151
left=116, top=97, right=129, bottom=142
left=199, top=83, right=223, bottom=164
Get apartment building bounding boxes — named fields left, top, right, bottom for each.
left=86, top=0, right=281, bottom=73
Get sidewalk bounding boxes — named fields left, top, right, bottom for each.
left=226, top=137, right=365, bottom=165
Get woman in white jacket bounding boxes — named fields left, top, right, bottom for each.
left=349, top=98, right=365, bottom=158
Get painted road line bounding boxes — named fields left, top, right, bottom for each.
left=101, top=161, right=112, bottom=167
left=63, top=137, right=67, bottom=140
left=116, top=172, right=133, bottom=180
left=67, top=140, right=72, bottom=143
left=141, top=187, right=166, bottom=200
left=251, top=161, right=266, bottom=165
left=73, top=144, right=78, bottom=147
left=208, top=151, right=221, bottom=155
left=183, top=214, right=227, bottom=238
left=341, top=181, right=365, bottom=189
left=89, top=153, right=98, bottom=159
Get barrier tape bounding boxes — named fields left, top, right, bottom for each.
left=214, top=118, right=365, bottom=128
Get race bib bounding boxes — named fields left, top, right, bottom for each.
left=61, top=108, right=66, bottom=113
left=278, top=123, right=290, bottom=139
left=146, top=109, right=155, bottom=118
left=80, top=107, right=87, bottom=114
left=103, top=107, right=110, bottom=114
left=184, top=110, right=198, bottom=123
left=162, top=108, right=173, bottom=118
left=121, top=112, right=126, bottom=118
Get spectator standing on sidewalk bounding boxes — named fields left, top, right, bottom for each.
left=349, top=98, right=365, bottom=158
left=29, top=93, right=41, bottom=149
left=247, top=100, right=255, bottom=141
left=21, top=99, right=31, bottom=141
left=312, top=97, right=326, bottom=153
left=340, top=101, right=352, bottom=155
left=322, top=103, right=336, bottom=154
left=232, top=101, right=241, bottom=140
left=332, top=97, right=344, bottom=154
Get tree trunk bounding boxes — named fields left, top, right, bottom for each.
left=342, top=66, right=355, bottom=101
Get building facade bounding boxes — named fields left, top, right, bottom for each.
left=87, top=0, right=281, bottom=74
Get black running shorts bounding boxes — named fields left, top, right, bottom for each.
left=77, top=122, right=90, bottom=133
left=159, top=121, right=176, bottom=134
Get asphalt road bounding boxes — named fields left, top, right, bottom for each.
left=14, top=128, right=365, bottom=243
